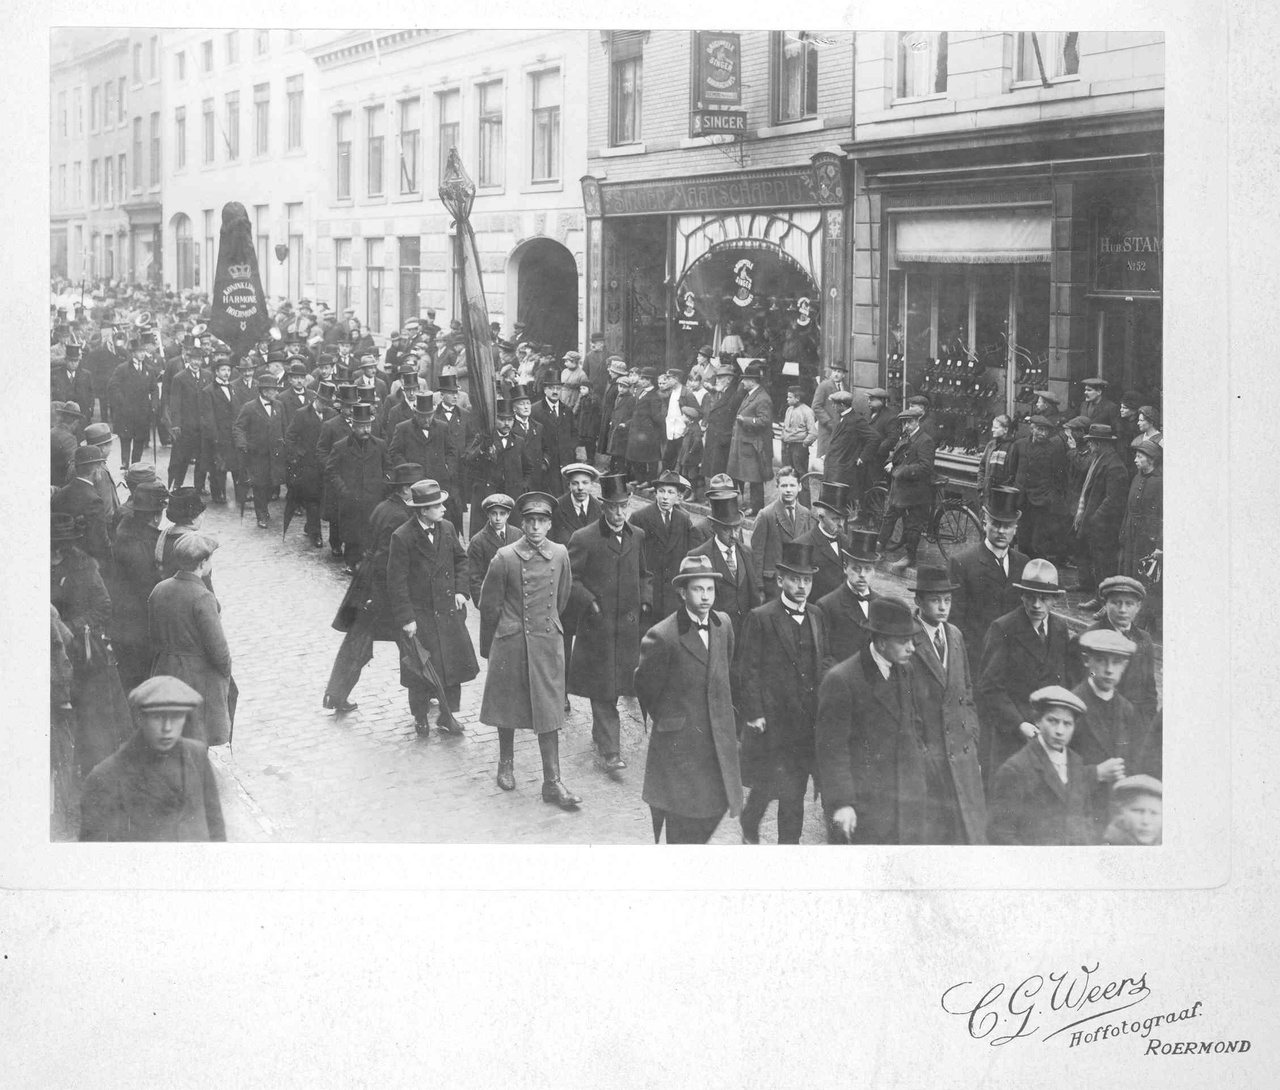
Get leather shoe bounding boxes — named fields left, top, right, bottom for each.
left=322, top=694, right=358, bottom=714
left=437, top=715, right=465, bottom=735
left=310, top=533, right=324, bottom=548
left=604, top=755, right=626, bottom=772
left=257, top=518, right=269, bottom=529
left=563, top=698, right=572, bottom=714
left=542, top=779, right=581, bottom=809
left=330, top=545, right=344, bottom=559
left=414, top=719, right=431, bottom=736
left=740, top=825, right=760, bottom=845
left=496, top=760, right=515, bottom=791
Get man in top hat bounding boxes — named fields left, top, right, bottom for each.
left=906, top=566, right=988, bottom=843
left=1010, top=413, right=1070, bottom=561
left=975, top=558, right=1071, bottom=785
left=52, top=445, right=114, bottom=565
left=635, top=554, right=743, bottom=843
left=51, top=340, right=94, bottom=418
left=584, top=332, right=609, bottom=400
left=811, top=360, right=847, bottom=459
left=985, top=686, right=1100, bottom=846
left=464, top=396, right=532, bottom=537
left=478, top=490, right=580, bottom=808
left=284, top=378, right=335, bottom=548
left=726, top=360, right=774, bottom=516
left=531, top=370, right=578, bottom=489
left=1079, top=377, right=1120, bottom=432
left=690, top=490, right=760, bottom=632
left=387, top=478, right=479, bottom=734
left=467, top=493, right=523, bottom=602
left=79, top=675, right=226, bottom=842
left=83, top=324, right=129, bottom=422
left=510, top=382, right=547, bottom=491
left=566, top=473, right=653, bottom=771
left=734, top=541, right=829, bottom=844
left=232, top=372, right=288, bottom=529
left=166, top=344, right=212, bottom=492
left=877, top=405, right=936, bottom=575
left=1072, top=424, right=1129, bottom=608
left=390, top=392, right=461, bottom=533
left=105, top=481, right=169, bottom=694
left=796, top=480, right=851, bottom=601
left=1069, top=575, right=1159, bottom=729
left=618, top=368, right=660, bottom=486
left=200, top=354, right=248, bottom=506
left=946, top=485, right=1029, bottom=669
left=699, top=366, right=738, bottom=488
left=430, top=373, right=470, bottom=532
left=325, top=401, right=389, bottom=572
left=51, top=401, right=85, bottom=487
left=323, top=462, right=424, bottom=714
left=816, top=528, right=884, bottom=665
left=750, top=465, right=816, bottom=599
left=376, top=364, right=419, bottom=440
left=105, top=337, right=157, bottom=470
left=629, top=469, right=707, bottom=620
left=276, top=360, right=314, bottom=431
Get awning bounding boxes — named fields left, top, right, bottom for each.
left=894, top=209, right=1051, bottom=264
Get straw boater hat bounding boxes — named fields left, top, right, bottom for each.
left=671, top=553, right=724, bottom=587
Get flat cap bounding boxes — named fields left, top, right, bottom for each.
left=1098, top=575, right=1147, bottom=600
left=128, top=674, right=203, bottom=712
left=1077, top=629, right=1137, bottom=657
left=481, top=493, right=516, bottom=512
left=1030, top=685, right=1087, bottom=714
left=1112, top=774, right=1162, bottom=800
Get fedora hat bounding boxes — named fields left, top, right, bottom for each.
left=386, top=462, right=425, bottom=486
left=255, top=372, right=282, bottom=388
left=73, top=444, right=106, bottom=468
left=516, top=491, right=557, bottom=518
left=813, top=480, right=850, bottom=516
left=481, top=492, right=516, bottom=512
left=561, top=462, right=601, bottom=483
left=607, top=358, right=628, bottom=376
left=841, top=528, right=880, bottom=564
left=598, top=474, right=631, bottom=504
left=405, top=479, right=448, bottom=507
left=1029, top=685, right=1086, bottom=715
left=1077, top=629, right=1136, bottom=657
left=860, top=597, right=918, bottom=637
left=1012, top=558, right=1063, bottom=595
left=706, top=493, right=743, bottom=527
left=741, top=361, right=766, bottom=380
left=57, top=400, right=86, bottom=421
left=350, top=402, right=376, bottom=424
left=122, top=481, right=169, bottom=514
left=83, top=422, right=115, bottom=447
left=909, top=566, right=960, bottom=595
left=1085, top=424, right=1116, bottom=442
left=651, top=469, right=691, bottom=494
left=671, top=553, right=724, bottom=587
left=983, top=486, right=1022, bottom=523
left=51, top=512, right=83, bottom=543
left=776, top=541, right=818, bottom=575
left=1098, top=575, right=1147, bottom=601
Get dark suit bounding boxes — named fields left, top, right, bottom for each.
left=201, top=379, right=247, bottom=504
left=530, top=399, right=577, bottom=486
left=105, top=518, right=162, bottom=693
left=686, top=535, right=760, bottom=634
left=825, top=410, right=872, bottom=505
left=466, top=523, right=523, bottom=602
left=749, top=497, right=815, bottom=595
left=511, top=417, right=545, bottom=491
left=636, top=608, right=742, bottom=842
left=316, top=413, right=353, bottom=547
left=167, top=366, right=211, bottom=489
left=628, top=503, right=708, bottom=619
left=1067, top=619, right=1159, bottom=729
left=465, top=430, right=532, bottom=536
left=1070, top=679, right=1155, bottom=836
left=1074, top=445, right=1129, bottom=593
left=879, top=425, right=936, bottom=562
left=285, top=401, right=331, bottom=537
left=975, top=607, right=1070, bottom=784
left=390, top=418, right=461, bottom=530
left=51, top=425, right=78, bottom=488
left=700, top=388, right=735, bottom=481
left=816, top=582, right=882, bottom=666
left=987, top=738, right=1098, bottom=845
left=947, top=542, right=1029, bottom=670
left=796, top=525, right=846, bottom=602
left=276, top=386, right=313, bottom=433
left=52, top=367, right=95, bottom=415
left=232, top=398, right=287, bottom=522
left=625, top=387, right=665, bottom=473
left=325, top=433, right=389, bottom=560
left=106, top=360, right=155, bottom=466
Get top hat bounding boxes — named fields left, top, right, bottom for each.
left=350, top=402, right=376, bottom=424
left=561, top=462, right=601, bottom=483
left=495, top=337, right=516, bottom=353
left=651, top=469, right=691, bottom=495
left=1085, top=424, right=1116, bottom=441
left=386, top=462, right=425, bottom=486
left=435, top=373, right=459, bottom=393
left=1098, top=575, right=1147, bottom=601
left=481, top=492, right=516, bottom=512
left=598, top=474, right=630, bottom=504
left=335, top=384, right=360, bottom=405
left=539, top=369, right=563, bottom=388
left=1077, top=628, right=1137, bottom=657
left=983, top=486, right=1023, bottom=523
left=909, top=566, right=960, bottom=595
left=1012, top=558, right=1063, bottom=595
left=517, top=491, right=557, bottom=518
left=1029, top=685, right=1087, bottom=715
left=83, top=422, right=115, bottom=447
left=51, top=512, right=83, bottom=543
left=63, top=342, right=82, bottom=361
left=671, top=553, right=724, bottom=587
left=356, top=386, right=378, bottom=405
left=405, top=479, right=448, bottom=507
left=841, top=528, right=880, bottom=564
left=813, top=480, right=850, bottom=516
left=511, top=382, right=537, bottom=402
left=706, top=493, right=743, bottom=526
left=314, top=380, right=337, bottom=405
left=413, top=391, right=436, bottom=414
left=494, top=397, right=513, bottom=417
left=398, top=370, right=420, bottom=389
left=860, top=597, right=918, bottom=637
left=741, top=361, right=766, bottom=380
left=73, top=444, right=106, bottom=467
left=168, top=487, right=206, bottom=522
left=776, top=541, right=819, bottom=575
left=1081, top=377, right=1109, bottom=388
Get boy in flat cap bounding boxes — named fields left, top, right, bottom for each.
left=467, top=493, right=523, bottom=602
left=629, top=469, right=707, bottom=620
left=1068, top=575, right=1159, bottom=728
left=1102, top=775, right=1162, bottom=846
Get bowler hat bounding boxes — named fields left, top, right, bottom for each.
left=984, top=486, right=1022, bottom=523
left=83, top=422, right=115, bottom=447
left=860, top=597, right=917, bottom=637
left=1029, top=685, right=1086, bottom=715
left=776, top=541, right=818, bottom=575
left=413, top=392, right=436, bottom=414
left=909, top=566, right=960, bottom=594
left=51, top=512, right=83, bottom=543
left=1098, top=575, right=1147, bottom=601
left=827, top=361, right=848, bottom=372
left=706, top=493, right=743, bottom=526
left=286, top=361, right=309, bottom=377
left=1077, top=629, right=1136, bottom=657
left=73, top=444, right=106, bottom=467
left=435, top=373, right=459, bottom=392
left=638, top=367, right=659, bottom=381
left=1085, top=424, right=1116, bottom=442
left=350, top=402, right=376, bottom=424
left=562, top=462, right=601, bottom=483
left=405, top=479, right=448, bottom=507
left=128, top=675, right=203, bottom=714
left=386, top=462, right=425, bottom=486
left=671, top=553, right=724, bottom=587
left=651, top=469, right=691, bottom=494
left=168, top=487, right=206, bottom=522
left=598, top=474, right=631, bottom=504
left=741, top=361, right=766, bottom=380
left=1012, top=558, right=1063, bottom=595
left=1111, top=774, right=1162, bottom=801
left=517, top=491, right=557, bottom=518
left=481, top=493, right=516, bottom=512
left=813, top=480, right=850, bottom=515
left=841, top=528, right=880, bottom=564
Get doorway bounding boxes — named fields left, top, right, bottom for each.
left=510, top=238, right=579, bottom=356
left=1093, top=298, right=1163, bottom=404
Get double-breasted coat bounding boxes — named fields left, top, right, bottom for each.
left=232, top=398, right=287, bottom=492
left=795, top=526, right=846, bottom=602
left=625, top=387, right=666, bottom=465
left=467, top=522, right=524, bottom=603
left=202, top=379, right=247, bottom=475
left=106, top=359, right=156, bottom=442
left=815, top=582, right=883, bottom=666
left=531, top=399, right=577, bottom=481
left=886, top=426, right=937, bottom=508
left=1012, top=433, right=1071, bottom=514
left=734, top=598, right=829, bottom=789
left=726, top=384, right=774, bottom=484
left=478, top=536, right=572, bottom=734
left=511, top=418, right=546, bottom=491
left=986, top=738, right=1097, bottom=846
left=1119, top=468, right=1162, bottom=577
left=814, top=651, right=932, bottom=844
left=566, top=519, right=652, bottom=702
left=636, top=608, right=743, bottom=820
left=324, top=433, right=389, bottom=552
left=148, top=571, right=233, bottom=746
left=749, top=496, right=815, bottom=588
left=686, top=536, right=760, bottom=632
left=975, top=607, right=1070, bottom=781
left=627, top=502, right=708, bottom=618
left=386, top=516, right=479, bottom=689
left=284, top=401, right=330, bottom=501
left=947, top=542, right=1029, bottom=670
left=911, top=623, right=988, bottom=843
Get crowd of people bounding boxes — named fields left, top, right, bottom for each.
left=48, top=278, right=1162, bottom=846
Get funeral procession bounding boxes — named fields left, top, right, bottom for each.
left=48, top=29, right=1163, bottom=845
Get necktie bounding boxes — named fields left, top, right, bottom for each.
left=577, top=504, right=585, bottom=520
left=1038, top=622, right=1047, bottom=644
left=934, top=628, right=946, bottom=664
left=426, top=528, right=434, bottom=546
left=724, top=546, right=737, bottom=577
left=662, top=511, right=670, bottom=530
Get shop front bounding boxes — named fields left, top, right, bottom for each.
left=582, top=155, right=848, bottom=398
left=124, top=200, right=164, bottom=287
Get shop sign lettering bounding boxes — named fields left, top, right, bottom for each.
left=600, top=173, right=820, bottom=216
left=732, top=259, right=755, bottom=307
left=693, top=32, right=742, bottom=107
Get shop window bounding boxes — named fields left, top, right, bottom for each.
left=773, top=31, right=818, bottom=122
left=1016, top=32, right=1079, bottom=83
left=897, top=32, right=948, bottom=98
left=609, top=31, right=644, bottom=145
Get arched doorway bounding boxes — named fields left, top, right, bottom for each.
left=508, top=238, right=578, bottom=356
left=172, top=213, right=194, bottom=291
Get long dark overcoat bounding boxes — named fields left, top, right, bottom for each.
left=726, top=384, right=774, bottom=483
left=628, top=502, right=708, bottom=618
left=333, top=494, right=415, bottom=641
left=512, top=417, right=546, bottom=491
left=1119, top=468, right=1162, bottom=576
left=1078, top=446, right=1129, bottom=547
left=625, top=388, right=665, bottom=465
left=816, top=582, right=883, bottom=666
left=531, top=399, right=577, bottom=481
left=284, top=401, right=329, bottom=501
left=685, top=536, right=759, bottom=633
left=148, top=571, right=233, bottom=746
left=325, top=434, right=389, bottom=552
left=467, top=522, right=524, bottom=603
left=795, top=525, right=845, bottom=602
left=749, top=496, right=815, bottom=587
left=316, top=414, right=354, bottom=521
left=566, top=519, right=651, bottom=702
left=203, top=380, right=247, bottom=475
left=389, top=419, right=459, bottom=516
left=886, top=427, right=936, bottom=508
left=233, top=398, right=287, bottom=494
left=52, top=477, right=113, bottom=565
left=106, top=359, right=155, bottom=441
left=986, top=739, right=1097, bottom=845
left=947, top=542, right=1029, bottom=670
left=636, top=608, right=742, bottom=820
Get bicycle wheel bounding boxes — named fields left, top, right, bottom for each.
left=860, top=484, right=888, bottom=528
left=931, top=501, right=983, bottom=561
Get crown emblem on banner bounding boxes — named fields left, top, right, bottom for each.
left=228, top=263, right=252, bottom=281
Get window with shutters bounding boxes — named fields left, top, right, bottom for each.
left=609, top=31, right=644, bottom=145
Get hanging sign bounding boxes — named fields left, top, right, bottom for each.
left=691, top=109, right=747, bottom=137
left=692, top=32, right=742, bottom=108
